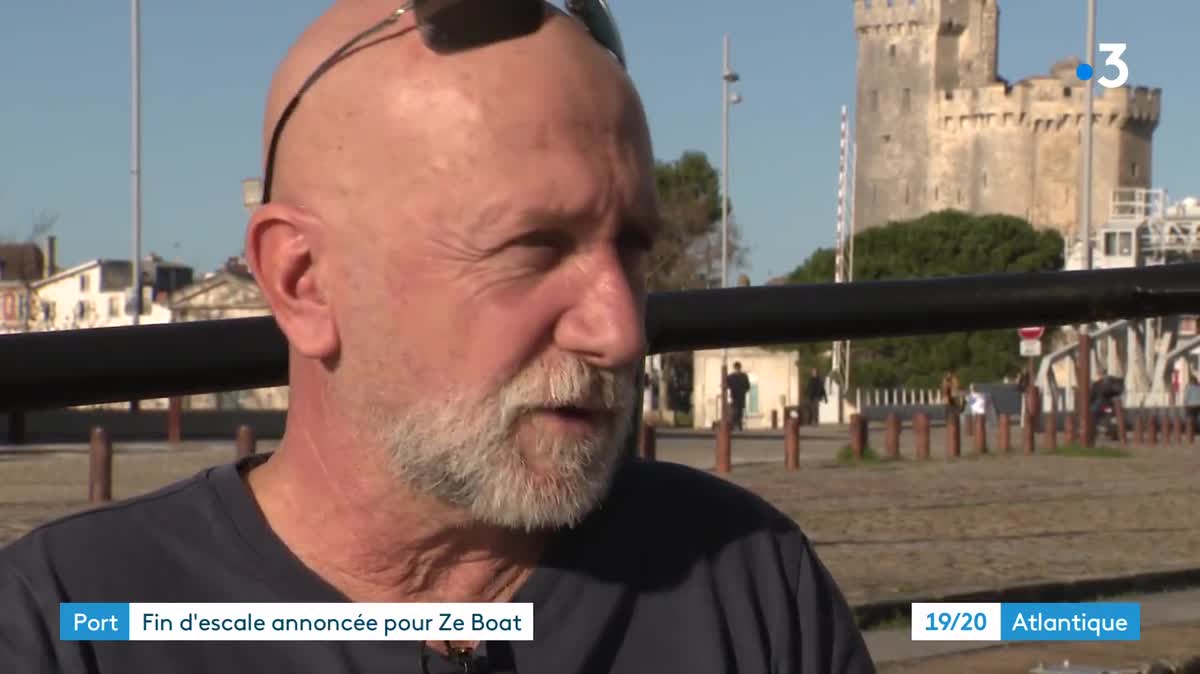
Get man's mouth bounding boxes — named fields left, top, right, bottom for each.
left=539, top=405, right=616, bottom=425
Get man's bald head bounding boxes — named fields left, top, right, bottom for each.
left=246, top=1, right=656, bottom=530
left=261, top=1, right=641, bottom=213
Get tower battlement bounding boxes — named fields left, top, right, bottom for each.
left=934, top=80, right=1161, bottom=131
left=853, top=0, right=932, bottom=33
left=852, top=0, right=1162, bottom=237
left=853, top=0, right=998, bottom=32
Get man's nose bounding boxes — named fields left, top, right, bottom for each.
left=554, top=252, right=645, bottom=370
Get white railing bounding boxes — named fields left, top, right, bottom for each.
left=853, top=388, right=944, bottom=410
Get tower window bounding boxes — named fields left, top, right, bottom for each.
left=870, top=89, right=879, bottom=112
left=1131, top=162, right=1140, bottom=178
left=981, top=171, right=988, bottom=187
left=901, top=88, right=911, bottom=112
left=889, top=44, right=896, bottom=62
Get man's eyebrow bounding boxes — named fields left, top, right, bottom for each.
left=501, top=204, right=662, bottom=236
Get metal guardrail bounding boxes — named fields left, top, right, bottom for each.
left=2, top=264, right=1200, bottom=412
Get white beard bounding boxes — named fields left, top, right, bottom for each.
left=368, top=356, right=636, bottom=531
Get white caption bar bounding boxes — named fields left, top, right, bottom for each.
left=127, top=603, right=533, bottom=641
left=910, top=602, right=1002, bottom=641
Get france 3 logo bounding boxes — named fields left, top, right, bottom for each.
left=1075, top=43, right=1129, bottom=89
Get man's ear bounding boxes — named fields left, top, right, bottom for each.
left=243, top=204, right=339, bottom=360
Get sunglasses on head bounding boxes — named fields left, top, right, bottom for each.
left=260, top=0, right=627, bottom=204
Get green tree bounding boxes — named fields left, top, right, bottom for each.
left=648, top=151, right=748, bottom=293
left=646, top=151, right=749, bottom=416
left=776, top=210, right=1063, bottom=389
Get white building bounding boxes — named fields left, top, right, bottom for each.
left=170, top=262, right=288, bottom=411
left=28, top=259, right=173, bottom=331
left=690, top=347, right=845, bottom=429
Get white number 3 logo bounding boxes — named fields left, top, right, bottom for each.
left=1096, top=43, right=1129, bottom=89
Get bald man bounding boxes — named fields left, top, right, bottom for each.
left=0, top=2, right=875, bottom=672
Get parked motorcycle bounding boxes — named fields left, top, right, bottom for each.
left=1090, top=376, right=1125, bottom=441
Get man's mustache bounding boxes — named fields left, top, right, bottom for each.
left=500, top=361, right=636, bottom=416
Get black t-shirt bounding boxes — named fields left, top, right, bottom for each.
left=0, top=455, right=876, bottom=673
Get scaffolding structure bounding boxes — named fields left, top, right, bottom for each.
left=1040, top=188, right=1200, bottom=409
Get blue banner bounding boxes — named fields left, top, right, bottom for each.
left=60, top=603, right=131, bottom=641
left=1000, top=602, right=1140, bottom=641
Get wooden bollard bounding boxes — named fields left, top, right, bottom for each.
left=1044, top=410, right=1058, bottom=450
left=715, top=419, right=732, bottom=473
left=1064, top=413, right=1076, bottom=445
left=998, top=414, right=1011, bottom=453
left=1135, top=414, right=1145, bottom=444
left=235, top=425, right=257, bottom=460
left=849, top=414, right=867, bottom=460
left=884, top=413, right=900, bottom=460
left=946, top=414, right=961, bottom=458
left=1168, top=415, right=1179, bottom=445
left=784, top=416, right=800, bottom=470
left=89, top=426, right=113, bottom=504
left=1188, top=414, right=1196, bottom=445
left=1115, top=400, right=1128, bottom=446
left=973, top=414, right=988, bottom=454
left=638, top=421, right=656, bottom=460
left=1149, top=414, right=1159, bottom=445
left=1023, top=410, right=1036, bottom=454
left=771, top=409, right=779, bottom=430
left=167, top=396, right=183, bottom=443
left=913, top=413, right=930, bottom=460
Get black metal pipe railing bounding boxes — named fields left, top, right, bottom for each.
left=2, top=264, right=1199, bottom=412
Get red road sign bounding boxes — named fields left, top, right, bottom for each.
left=1018, top=326, right=1045, bottom=340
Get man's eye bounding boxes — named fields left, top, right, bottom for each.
left=511, top=230, right=572, bottom=251
left=499, top=231, right=571, bottom=269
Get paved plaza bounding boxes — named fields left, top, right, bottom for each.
left=2, top=419, right=1198, bottom=667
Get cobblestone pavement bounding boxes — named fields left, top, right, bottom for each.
left=2, top=432, right=1199, bottom=609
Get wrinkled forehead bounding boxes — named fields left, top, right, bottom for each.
left=358, top=23, right=652, bottom=207
left=261, top=0, right=627, bottom=195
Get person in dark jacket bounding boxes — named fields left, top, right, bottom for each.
left=805, top=368, right=827, bottom=425
left=726, top=361, right=751, bottom=430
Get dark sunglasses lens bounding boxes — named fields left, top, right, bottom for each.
left=415, top=0, right=545, bottom=53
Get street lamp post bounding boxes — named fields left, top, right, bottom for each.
left=130, top=0, right=142, bottom=326
left=129, top=0, right=143, bottom=413
left=1078, top=0, right=1097, bottom=446
left=720, top=34, right=742, bottom=425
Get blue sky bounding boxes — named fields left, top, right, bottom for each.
left=2, top=1, right=1196, bottom=283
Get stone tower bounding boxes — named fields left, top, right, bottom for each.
left=851, top=0, right=1161, bottom=238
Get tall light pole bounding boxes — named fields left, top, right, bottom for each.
left=1081, top=0, right=1096, bottom=272
left=129, top=0, right=143, bottom=413
left=131, top=0, right=143, bottom=326
left=720, top=34, right=742, bottom=425
left=1078, top=0, right=1097, bottom=446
